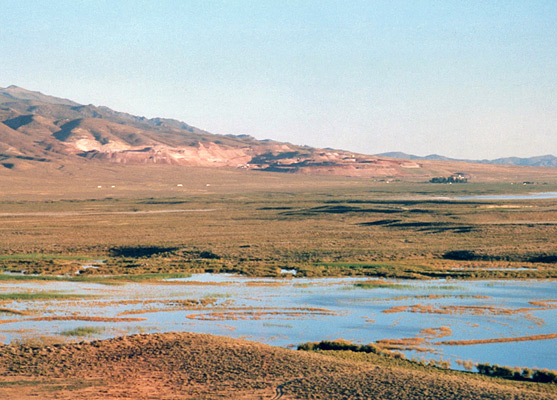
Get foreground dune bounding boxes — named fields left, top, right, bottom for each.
left=0, top=332, right=554, bottom=399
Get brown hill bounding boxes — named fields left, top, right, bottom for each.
left=0, top=85, right=443, bottom=176
left=0, top=332, right=554, bottom=399
left=1, top=85, right=555, bottom=180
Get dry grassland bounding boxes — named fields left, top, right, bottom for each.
left=0, top=166, right=556, bottom=280
left=0, top=332, right=555, bottom=400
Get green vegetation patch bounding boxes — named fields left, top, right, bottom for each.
left=59, top=326, right=105, bottom=337
left=0, top=274, right=70, bottom=282
left=431, top=285, right=465, bottom=291
left=0, top=292, right=96, bottom=301
left=262, top=322, right=293, bottom=328
left=353, top=281, right=412, bottom=290
left=74, top=272, right=192, bottom=283
left=0, top=272, right=192, bottom=284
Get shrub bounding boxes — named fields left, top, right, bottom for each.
left=521, top=368, right=533, bottom=379
left=477, top=363, right=557, bottom=384
left=198, top=251, right=221, bottom=260
left=443, top=250, right=479, bottom=261
left=476, top=363, right=493, bottom=375
left=297, top=340, right=380, bottom=355
left=109, top=246, right=179, bottom=258
left=533, top=370, right=557, bottom=384
left=491, top=365, right=515, bottom=379
left=297, top=342, right=316, bottom=351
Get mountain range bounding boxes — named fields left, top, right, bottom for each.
left=1, top=85, right=554, bottom=177
left=376, top=152, right=557, bottom=168
left=0, top=85, right=418, bottom=176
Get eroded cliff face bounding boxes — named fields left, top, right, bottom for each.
left=71, top=132, right=413, bottom=176
left=77, top=140, right=255, bottom=167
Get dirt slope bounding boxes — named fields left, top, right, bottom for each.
left=0, top=332, right=554, bottom=399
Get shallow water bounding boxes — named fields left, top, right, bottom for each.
left=0, top=275, right=555, bottom=371
left=454, top=191, right=557, bottom=200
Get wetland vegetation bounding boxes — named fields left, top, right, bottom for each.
left=0, top=179, right=556, bottom=281
left=0, top=171, right=556, bottom=398
left=59, top=326, right=105, bottom=337
left=0, top=274, right=554, bottom=373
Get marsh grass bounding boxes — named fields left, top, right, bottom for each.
left=59, top=326, right=105, bottom=337
left=0, top=274, right=72, bottom=282
left=0, top=292, right=96, bottom=301
left=0, top=272, right=192, bottom=284
left=262, top=322, right=293, bottom=328
left=351, top=281, right=412, bottom=290
left=73, top=272, right=192, bottom=283
left=0, top=253, right=99, bottom=261
left=425, top=285, right=466, bottom=291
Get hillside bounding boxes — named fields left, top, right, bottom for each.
left=1, top=85, right=556, bottom=180
left=0, top=332, right=554, bottom=400
left=0, top=85, right=411, bottom=176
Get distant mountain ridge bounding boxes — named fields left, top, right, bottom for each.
left=376, top=152, right=557, bottom=168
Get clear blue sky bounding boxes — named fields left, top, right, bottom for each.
left=1, top=1, right=556, bottom=159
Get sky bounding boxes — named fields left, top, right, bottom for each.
left=1, top=1, right=556, bottom=159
